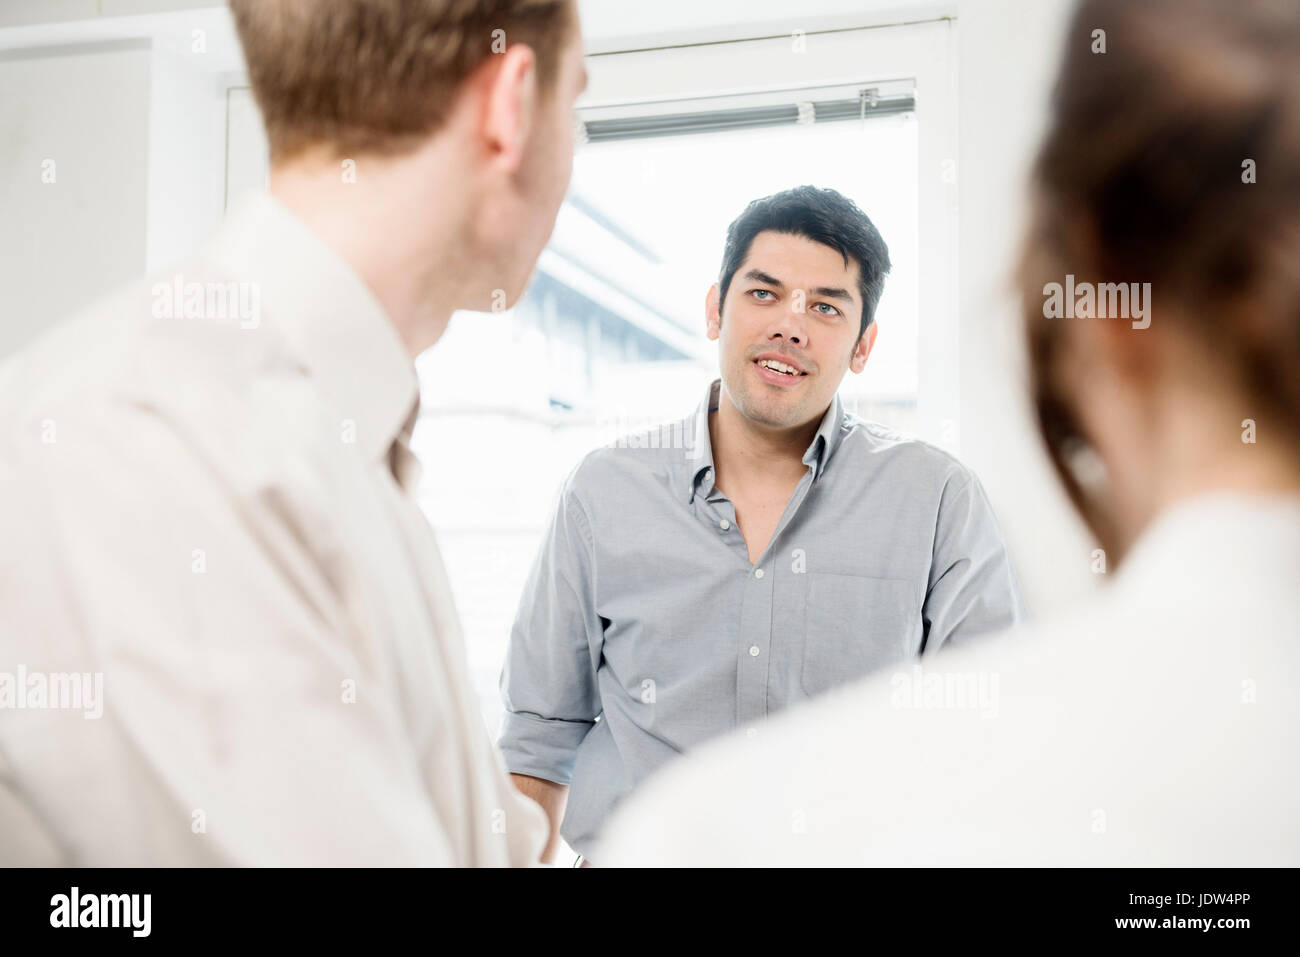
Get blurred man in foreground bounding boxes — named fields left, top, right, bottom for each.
left=0, top=0, right=587, bottom=865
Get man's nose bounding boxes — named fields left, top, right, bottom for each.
left=769, top=308, right=807, bottom=346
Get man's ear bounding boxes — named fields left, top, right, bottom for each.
left=481, top=44, right=537, bottom=174
left=849, top=321, right=878, bottom=374
left=705, top=284, right=722, bottom=341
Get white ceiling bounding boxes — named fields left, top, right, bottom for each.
left=0, top=0, right=957, bottom=72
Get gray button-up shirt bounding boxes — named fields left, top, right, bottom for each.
left=499, top=378, right=1025, bottom=857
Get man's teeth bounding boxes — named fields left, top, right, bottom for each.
left=757, top=358, right=801, bottom=376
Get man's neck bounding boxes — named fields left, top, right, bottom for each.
left=268, top=148, right=470, bottom=358
left=710, top=388, right=822, bottom=494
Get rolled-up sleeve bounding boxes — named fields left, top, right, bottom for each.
left=498, top=476, right=602, bottom=785
left=922, top=471, right=1027, bottom=652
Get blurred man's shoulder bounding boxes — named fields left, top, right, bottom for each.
left=2, top=266, right=287, bottom=416
left=0, top=262, right=321, bottom=487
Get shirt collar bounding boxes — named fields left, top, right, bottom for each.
left=685, top=378, right=846, bottom=503
left=203, top=193, right=419, bottom=470
left=684, top=380, right=719, bottom=502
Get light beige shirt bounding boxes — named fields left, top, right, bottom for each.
left=0, top=194, right=547, bottom=866
left=596, top=492, right=1300, bottom=866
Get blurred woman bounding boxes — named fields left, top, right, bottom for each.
left=595, top=0, right=1300, bottom=865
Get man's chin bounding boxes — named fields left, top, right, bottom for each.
left=733, top=392, right=808, bottom=431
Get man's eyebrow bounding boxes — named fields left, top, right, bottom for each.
left=810, top=286, right=855, bottom=302
left=742, top=269, right=784, bottom=288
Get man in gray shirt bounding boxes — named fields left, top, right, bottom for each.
left=499, top=186, right=1025, bottom=863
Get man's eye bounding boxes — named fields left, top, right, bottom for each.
left=750, top=289, right=775, bottom=301
left=814, top=302, right=841, bottom=316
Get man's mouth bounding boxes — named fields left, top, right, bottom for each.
left=753, top=356, right=808, bottom=382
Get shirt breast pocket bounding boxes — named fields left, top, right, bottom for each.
left=800, top=572, right=921, bottom=698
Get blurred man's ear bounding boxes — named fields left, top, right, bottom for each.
left=705, top=284, right=722, bottom=341
left=481, top=44, right=538, bottom=175
left=849, top=321, right=878, bottom=373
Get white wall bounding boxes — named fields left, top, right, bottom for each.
left=0, top=40, right=152, bottom=357
left=0, top=0, right=218, bottom=28
left=224, top=85, right=267, bottom=209
left=955, top=0, right=1095, bottom=616
left=145, top=43, right=225, bottom=273
left=0, top=12, right=229, bottom=357
left=578, top=0, right=956, bottom=52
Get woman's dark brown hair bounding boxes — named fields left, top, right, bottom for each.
left=1019, top=0, right=1300, bottom=560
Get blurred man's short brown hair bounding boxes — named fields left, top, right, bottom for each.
left=229, top=0, right=576, bottom=162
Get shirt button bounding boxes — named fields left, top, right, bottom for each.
left=719, top=519, right=731, bottom=530
left=753, top=567, right=764, bottom=579
left=746, top=727, right=758, bottom=738
left=749, top=645, right=760, bottom=657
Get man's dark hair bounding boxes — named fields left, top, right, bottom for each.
left=717, top=185, right=892, bottom=338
